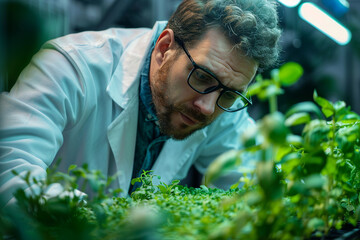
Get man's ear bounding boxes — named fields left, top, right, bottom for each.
left=153, top=29, right=176, bottom=66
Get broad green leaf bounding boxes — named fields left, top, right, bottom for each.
left=261, top=112, right=289, bottom=144
left=275, top=146, right=292, bottom=162
left=336, top=159, right=355, bottom=182
left=286, top=134, right=303, bottom=147
left=280, top=152, right=301, bottom=175
left=313, top=90, right=335, bottom=118
left=303, top=119, right=330, bottom=149
left=157, top=185, right=167, bottom=193
left=303, top=174, right=326, bottom=189
left=340, top=113, right=360, bottom=120
left=205, top=150, right=240, bottom=186
left=285, top=101, right=323, bottom=119
left=280, top=152, right=302, bottom=165
left=278, top=62, right=303, bottom=86
left=258, top=84, right=284, bottom=100
left=285, top=112, right=311, bottom=126
left=322, top=156, right=337, bottom=175
left=247, top=81, right=264, bottom=96
left=335, top=124, right=359, bottom=153
left=334, top=100, right=346, bottom=112
left=307, top=218, right=325, bottom=231
left=230, top=181, right=240, bottom=189
left=336, top=119, right=360, bottom=127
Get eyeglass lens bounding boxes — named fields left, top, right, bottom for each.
left=188, top=68, right=248, bottom=111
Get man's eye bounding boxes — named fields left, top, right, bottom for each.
left=222, top=91, right=238, bottom=101
left=194, top=71, right=211, bottom=82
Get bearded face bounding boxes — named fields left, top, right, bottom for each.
left=150, top=54, right=217, bottom=140
left=149, top=28, right=258, bottom=140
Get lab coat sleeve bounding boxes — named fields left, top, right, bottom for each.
left=193, top=110, right=256, bottom=189
left=0, top=48, right=86, bottom=209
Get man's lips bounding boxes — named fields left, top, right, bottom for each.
left=180, top=112, right=199, bottom=126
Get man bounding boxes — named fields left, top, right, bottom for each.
left=0, top=0, right=281, bottom=208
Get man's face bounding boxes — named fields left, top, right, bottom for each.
left=150, top=28, right=258, bottom=140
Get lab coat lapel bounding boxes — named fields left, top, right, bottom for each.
left=106, top=22, right=167, bottom=194
left=106, top=33, right=150, bottom=194
left=107, top=97, right=138, bottom=195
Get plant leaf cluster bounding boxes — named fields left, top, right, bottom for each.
left=1, top=62, right=359, bottom=240
left=205, top=62, right=360, bottom=239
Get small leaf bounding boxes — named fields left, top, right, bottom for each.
left=278, top=62, right=303, bottom=86
left=258, top=84, right=284, bottom=100
left=247, top=81, right=264, bottom=96
left=285, top=112, right=311, bottom=126
left=313, top=90, right=335, bottom=118
left=131, top=178, right=141, bottom=185
left=286, top=134, right=303, bottom=147
left=68, top=164, right=77, bottom=173
left=200, top=185, right=209, bottom=192
left=11, top=169, right=19, bottom=176
left=285, top=101, right=323, bottom=119
left=171, top=180, right=180, bottom=186
left=157, top=185, right=167, bottom=193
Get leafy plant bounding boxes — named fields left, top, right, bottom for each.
left=205, top=62, right=360, bottom=239
left=1, top=62, right=359, bottom=240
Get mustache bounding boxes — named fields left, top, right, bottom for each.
left=175, top=105, right=210, bottom=123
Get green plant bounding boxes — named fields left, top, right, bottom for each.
left=1, top=62, right=359, bottom=240
left=205, top=62, right=360, bottom=239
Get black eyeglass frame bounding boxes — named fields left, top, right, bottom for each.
left=173, top=36, right=252, bottom=112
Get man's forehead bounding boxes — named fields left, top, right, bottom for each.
left=186, top=29, right=258, bottom=91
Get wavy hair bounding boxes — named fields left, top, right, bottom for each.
left=167, top=0, right=282, bottom=71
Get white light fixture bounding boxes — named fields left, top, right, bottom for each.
left=277, top=0, right=302, bottom=8
left=298, top=2, right=352, bottom=45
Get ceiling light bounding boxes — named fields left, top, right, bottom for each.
left=277, top=0, right=302, bottom=8
left=298, top=2, right=352, bottom=45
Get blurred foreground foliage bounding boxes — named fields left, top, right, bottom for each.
left=1, top=62, right=360, bottom=240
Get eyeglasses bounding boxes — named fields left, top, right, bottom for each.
left=174, top=36, right=252, bottom=112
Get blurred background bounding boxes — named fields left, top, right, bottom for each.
left=0, top=0, right=359, bottom=186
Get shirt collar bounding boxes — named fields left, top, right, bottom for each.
left=139, top=36, right=158, bottom=122
left=140, top=28, right=165, bottom=125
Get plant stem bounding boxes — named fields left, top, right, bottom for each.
left=269, top=95, right=277, bottom=113
left=324, top=117, right=337, bottom=234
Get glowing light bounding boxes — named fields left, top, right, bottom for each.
left=298, top=2, right=352, bottom=45
left=277, top=0, right=301, bottom=8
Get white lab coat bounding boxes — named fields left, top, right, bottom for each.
left=0, top=22, right=255, bottom=208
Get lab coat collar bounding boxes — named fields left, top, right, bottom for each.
left=106, top=21, right=168, bottom=109
left=106, top=21, right=168, bottom=194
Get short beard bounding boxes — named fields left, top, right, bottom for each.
left=150, top=56, right=214, bottom=140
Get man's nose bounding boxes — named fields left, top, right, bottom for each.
left=193, top=91, right=219, bottom=116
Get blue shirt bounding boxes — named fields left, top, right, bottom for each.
left=130, top=35, right=169, bottom=193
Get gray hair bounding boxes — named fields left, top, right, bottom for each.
left=167, top=0, right=282, bottom=71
